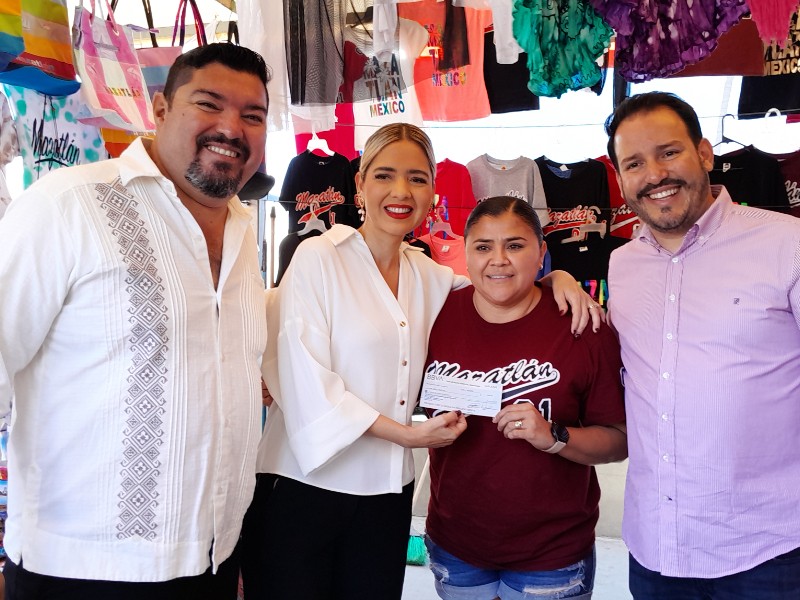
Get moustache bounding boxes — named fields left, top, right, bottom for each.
left=197, top=134, right=250, bottom=162
left=637, top=178, right=686, bottom=200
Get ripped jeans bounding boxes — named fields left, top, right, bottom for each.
left=425, top=535, right=595, bottom=600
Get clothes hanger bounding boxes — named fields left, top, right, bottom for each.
left=298, top=208, right=328, bottom=236
left=713, top=114, right=745, bottom=150
left=345, top=4, right=373, bottom=27
left=430, top=218, right=459, bottom=239
left=307, top=129, right=334, bottom=157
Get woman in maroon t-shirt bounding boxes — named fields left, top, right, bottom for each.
left=423, top=196, right=628, bottom=600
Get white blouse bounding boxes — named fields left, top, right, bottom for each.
left=258, top=225, right=466, bottom=494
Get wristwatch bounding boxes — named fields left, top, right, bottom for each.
left=543, top=421, right=569, bottom=454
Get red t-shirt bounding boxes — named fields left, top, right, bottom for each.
left=424, top=286, right=625, bottom=571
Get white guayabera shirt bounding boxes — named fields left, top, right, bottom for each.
left=0, top=138, right=267, bottom=581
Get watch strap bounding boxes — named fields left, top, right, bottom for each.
left=543, top=439, right=566, bottom=454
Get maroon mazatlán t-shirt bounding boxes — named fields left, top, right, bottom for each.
left=423, top=286, right=625, bottom=571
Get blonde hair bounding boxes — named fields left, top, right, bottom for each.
left=359, top=124, right=436, bottom=181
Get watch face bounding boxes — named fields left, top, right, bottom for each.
left=552, top=422, right=570, bottom=443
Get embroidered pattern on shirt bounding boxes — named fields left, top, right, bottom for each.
left=96, top=177, right=169, bottom=540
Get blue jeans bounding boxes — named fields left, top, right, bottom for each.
left=425, top=535, right=595, bottom=600
left=629, top=546, right=800, bottom=599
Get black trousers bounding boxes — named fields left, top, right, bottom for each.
left=4, top=543, right=241, bottom=600
left=241, top=473, right=414, bottom=600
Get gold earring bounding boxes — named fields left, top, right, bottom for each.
left=355, top=191, right=365, bottom=222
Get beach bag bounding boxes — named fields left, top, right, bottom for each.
left=135, top=0, right=207, bottom=100
left=0, top=0, right=79, bottom=96
left=72, top=0, right=154, bottom=132
left=0, top=0, right=24, bottom=71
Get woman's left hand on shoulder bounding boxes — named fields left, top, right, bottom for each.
left=541, top=270, right=604, bottom=335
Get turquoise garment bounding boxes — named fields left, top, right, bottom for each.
left=3, top=84, right=106, bottom=188
left=513, top=0, right=612, bottom=98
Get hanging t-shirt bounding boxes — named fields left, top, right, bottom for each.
left=350, top=19, right=428, bottom=150
left=738, top=74, right=800, bottom=120
left=424, top=285, right=625, bottom=571
left=419, top=231, right=468, bottom=276
left=710, top=146, right=790, bottom=213
left=483, top=29, right=540, bottom=114
left=537, top=157, right=612, bottom=281
left=486, top=0, right=523, bottom=64
left=398, top=1, right=491, bottom=122
left=763, top=149, right=800, bottom=217
left=435, top=158, right=476, bottom=235
left=596, top=154, right=640, bottom=239
left=279, top=151, right=360, bottom=233
left=3, top=85, right=107, bottom=189
left=466, top=154, right=549, bottom=226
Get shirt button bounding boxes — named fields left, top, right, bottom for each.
left=661, top=413, right=669, bottom=421
left=672, top=257, right=680, bottom=263
left=402, top=360, right=408, bottom=366
left=662, top=454, right=670, bottom=462
left=400, top=399, right=406, bottom=405
left=663, top=495, right=672, bottom=502
left=400, top=321, right=407, bottom=327
left=669, top=294, right=676, bottom=302
left=666, top=333, right=674, bottom=340
left=662, top=372, right=670, bottom=379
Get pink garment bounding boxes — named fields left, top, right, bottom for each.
left=419, top=232, right=468, bottom=276
left=748, top=0, right=797, bottom=47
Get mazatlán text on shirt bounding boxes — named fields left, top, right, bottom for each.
left=610, top=204, right=640, bottom=233
left=425, top=358, right=559, bottom=389
left=543, top=205, right=606, bottom=238
left=294, top=186, right=345, bottom=211
left=31, top=118, right=80, bottom=168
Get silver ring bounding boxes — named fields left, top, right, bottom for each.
left=514, top=420, right=523, bottom=429
left=589, top=304, right=599, bottom=310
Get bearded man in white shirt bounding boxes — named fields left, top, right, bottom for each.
left=0, top=43, right=270, bottom=600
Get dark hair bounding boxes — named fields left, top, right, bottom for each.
left=464, top=196, right=543, bottom=244
left=163, top=43, right=271, bottom=105
left=604, top=92, right=703, bottom=169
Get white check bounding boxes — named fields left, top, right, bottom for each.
left=420, top=372, right=502, bottom=418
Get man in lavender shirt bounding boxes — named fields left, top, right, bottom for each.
left=604, top=91, right=800, bottom=599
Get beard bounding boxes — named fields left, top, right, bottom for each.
left=626, top=169, right=711, bottom=235
left=185, top=158, right=243, bottom=199
left=185, top=134, right=249, bottom=199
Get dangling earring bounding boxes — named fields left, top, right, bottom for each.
left=355, top=191, right=366, bottom=222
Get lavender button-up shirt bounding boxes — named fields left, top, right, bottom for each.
left=608, top=187, right=800, bottom=578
